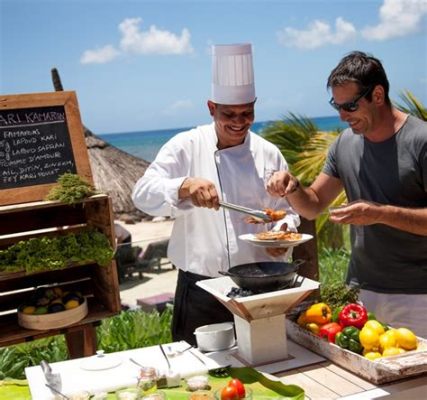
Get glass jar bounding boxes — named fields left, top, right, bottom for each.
left=138, top=366, right=158, bottom=396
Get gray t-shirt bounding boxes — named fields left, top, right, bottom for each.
left=323, top=115, right=427, bottom=293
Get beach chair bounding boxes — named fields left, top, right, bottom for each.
left=134, top=239, right=170, bottom=273
left=115, top=244, right=143, bottom=282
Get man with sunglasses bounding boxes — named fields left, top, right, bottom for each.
left=267, top=51, right=427, bottom=337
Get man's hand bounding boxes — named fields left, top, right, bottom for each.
left=266, top=171, right=299, bottom=197
left=329, top=201, right=381, bottom=225
left=179, top=177, right=220, bottom=209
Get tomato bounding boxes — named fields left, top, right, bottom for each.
left=228, top=378, right=246, bottom=398
left=221, top=385, right=239, bottom=400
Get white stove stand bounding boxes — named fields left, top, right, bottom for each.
left=234, top=314, right=288, bottom=365
left=197, top=275, right=322, bottom=369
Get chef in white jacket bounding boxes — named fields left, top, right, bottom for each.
left=132, top=43, right=300, bottom=345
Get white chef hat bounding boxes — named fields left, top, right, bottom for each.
left=211, top=43, right=256, bottom=105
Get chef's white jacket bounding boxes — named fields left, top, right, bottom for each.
left=132, top=123, right=300, bottom=277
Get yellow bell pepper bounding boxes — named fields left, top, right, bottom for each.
left=305, top=302, right=332, bottom=325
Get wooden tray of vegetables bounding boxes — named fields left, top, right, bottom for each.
left=286, top=283, right=427, bottom=384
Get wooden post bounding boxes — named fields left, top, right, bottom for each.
left=293, top=217, right=319, bottom=280
left=65, top=324, right=98, bottom=358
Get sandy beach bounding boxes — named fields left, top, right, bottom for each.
left=115, top=219, right=178, bottom=308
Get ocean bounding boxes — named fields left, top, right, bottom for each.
left=100, top=116, right=345, bottom=162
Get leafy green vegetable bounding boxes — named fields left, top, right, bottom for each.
left=320, top=281, right=359, bottom=310
left=45, top=173, right=97, bottom=204
left=0, top=229, right=114, bottom=274
left=97, top=306, right=173, bottom=352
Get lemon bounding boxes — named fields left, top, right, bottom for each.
left=395, top=327, right=417, bottom=350
left=364, top=320, right=385, bottom=336
left=382, top=347, right=403, bottom=357
left=379, top=329, right=397, bottom=351
left=22, top=306, right=36, bottom=315
left=359, top=326, right=380, bottom=351
left=65, top=299, right=80, bottom=310
left=364, top=351, right=382, bottom=361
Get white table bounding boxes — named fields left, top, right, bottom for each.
left=25, top=341, right=221, bottom=399
left=25, top=340, right=427, bottom=399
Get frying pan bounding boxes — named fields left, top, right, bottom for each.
left=219, top=260, right=304, bottom=293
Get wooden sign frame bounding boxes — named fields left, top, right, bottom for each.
left=0, top=91, right=93, bottom=206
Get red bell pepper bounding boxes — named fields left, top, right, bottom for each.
left=338, top=303, right=368, bottom=329
left=319, top=322, right=342, bottom=343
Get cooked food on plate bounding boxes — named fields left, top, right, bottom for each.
left=255, top=230, right=302, bottom=241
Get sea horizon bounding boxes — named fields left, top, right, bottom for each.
left=100, top=115, right=346, bottom=163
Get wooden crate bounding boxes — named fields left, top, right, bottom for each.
left=286, top=319, right=427, bottom=384
left=0, top=194, right=121, bottom=349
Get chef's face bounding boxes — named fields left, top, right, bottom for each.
left=207, top=100, right=255, bottom=149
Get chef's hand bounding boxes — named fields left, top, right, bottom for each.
left=266, top=222, right=289, bottom=257
left=179, top=177, right=220, bottom=209
left=266, top=171, right=300, bottom=197
left=266, top=247, right=288, bottom=257
left=329, top=200, right=381, bottom=225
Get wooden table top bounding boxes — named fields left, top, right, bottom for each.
left=276, top=360, right=427, bottom=399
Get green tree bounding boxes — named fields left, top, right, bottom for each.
left=262, top=114, right=347, bottom=249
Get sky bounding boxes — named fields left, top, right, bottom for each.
left=1, top=0, right=427, bottom=134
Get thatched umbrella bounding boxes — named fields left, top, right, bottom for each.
left=51, top=68, right=150, bottom=221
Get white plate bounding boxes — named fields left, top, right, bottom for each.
left=80, top=352, right=122, bottom=371
left=239, top=233, right=313, bottom=248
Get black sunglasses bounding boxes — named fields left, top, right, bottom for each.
left=329, top=86, right=372, bottom=112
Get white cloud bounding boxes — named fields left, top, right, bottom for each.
left=277, top=17, right=356, bottom=49
left=163, top=99, right=193, bottom=115
left=362, top=0, right=427, bottom=41
left=80, top=17, right=193, bottom=64
left=80, top=45, right=120, bottom=64
left=119, top=17, right=194, bottom=55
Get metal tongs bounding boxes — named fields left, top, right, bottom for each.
left=219, top=201, right=272, bottom=223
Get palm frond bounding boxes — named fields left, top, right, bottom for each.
left=261, top=113, right=320, bottom=168
left=394, top=90, right=427, bottom=121
left=293, top=131, right=339, bottom=184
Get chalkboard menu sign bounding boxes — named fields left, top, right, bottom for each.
left=0, top=91, right=93, bottom=206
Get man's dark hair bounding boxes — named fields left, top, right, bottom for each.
left=327, top=51, right=391, bottom=106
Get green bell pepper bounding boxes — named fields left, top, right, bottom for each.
left=367, top=311, right=376, bottom=320
left=331, top=306, right=344, bottom=323
left=334, top=326, right=363, bottom=354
